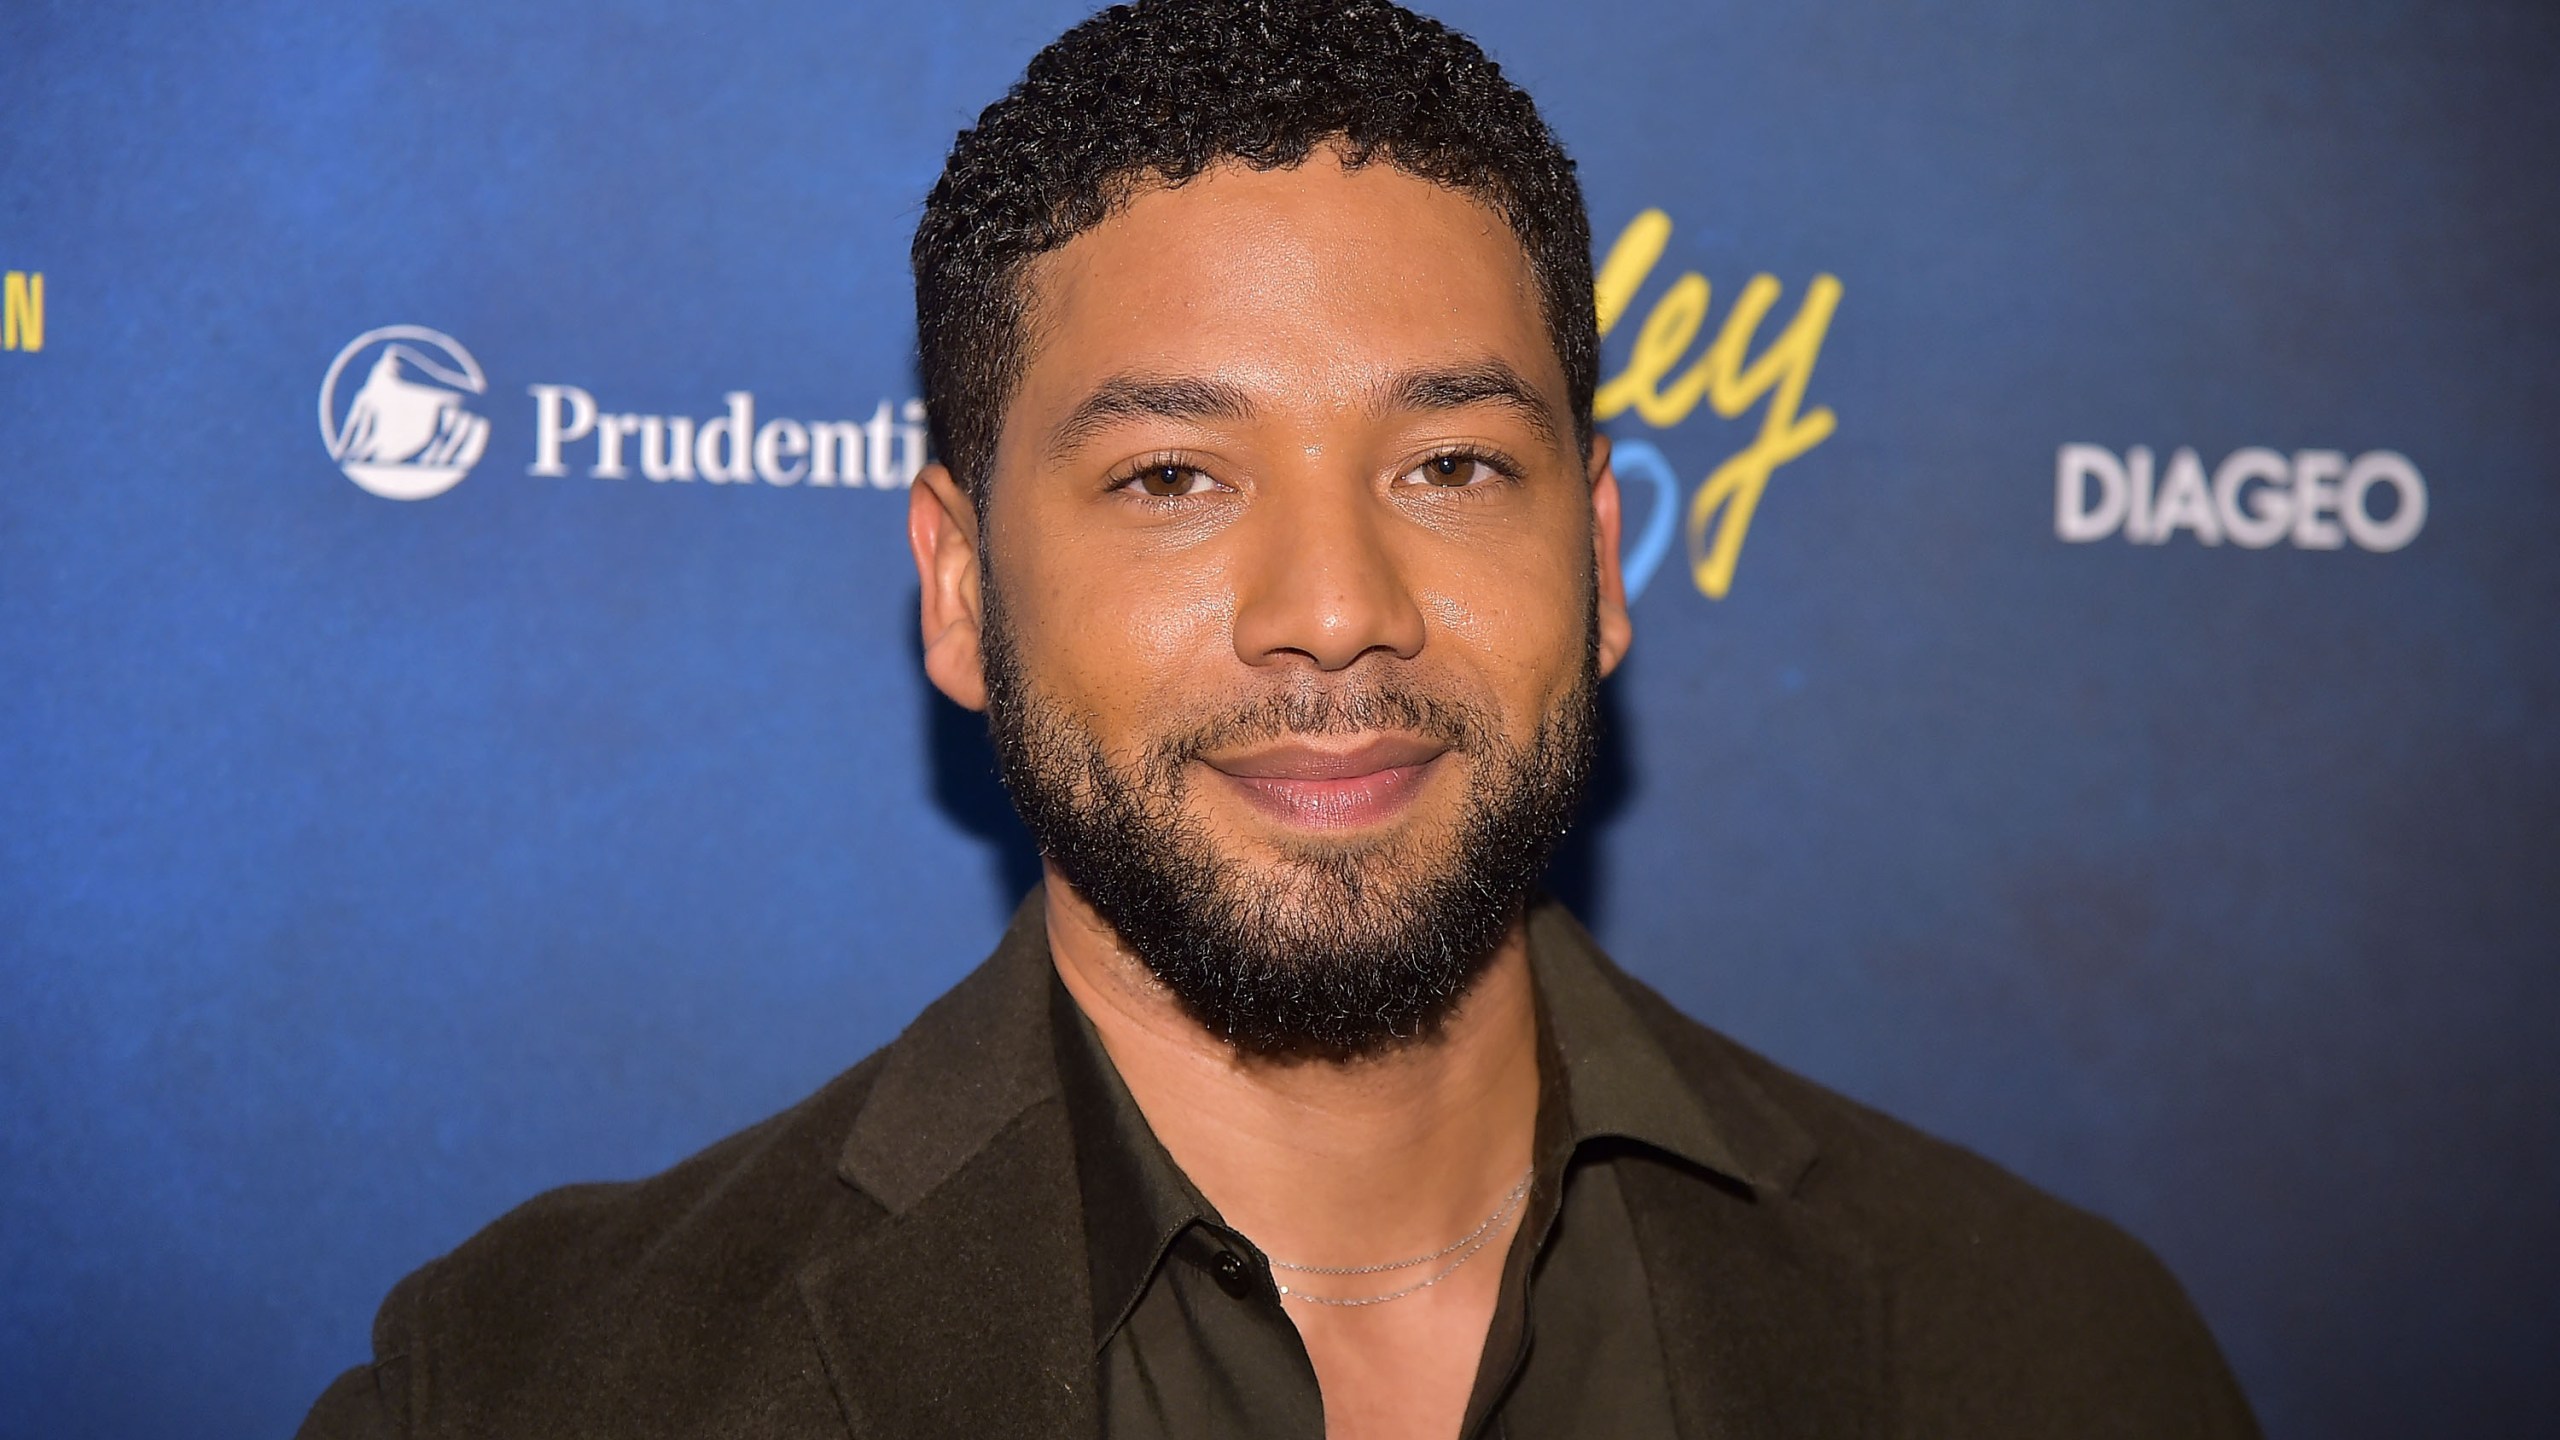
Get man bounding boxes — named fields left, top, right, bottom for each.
left=299, top=1, right=2259, bottom=1435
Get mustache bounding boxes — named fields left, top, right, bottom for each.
left=1148, top=682, right=1497, bottom=769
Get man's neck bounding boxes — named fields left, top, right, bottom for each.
left=1041, top=865, right=1542, bottom=1269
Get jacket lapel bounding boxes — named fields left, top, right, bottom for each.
left=796, top=897, right=1100, bottom=1440
left=1531, top=904, right=1886, bottom=1438
left=1623, top=1159, right=1886, bottom=1439
left=798, top=1105, right=1094, bottom=1439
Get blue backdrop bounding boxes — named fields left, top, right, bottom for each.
left=4, top=2, right=2554, bottom=1436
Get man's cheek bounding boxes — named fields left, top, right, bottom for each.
left=1421, top=573, right=1575, bottom=675
left=1117, top=585, right=1234, bottom=672
left=1020, top=551, right=1226, bottom=680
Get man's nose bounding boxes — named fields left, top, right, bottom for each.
left=1229, top=479, right=1427, bottom=672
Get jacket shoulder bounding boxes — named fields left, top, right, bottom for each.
left=1599, top=958, right=2260, bottom=1436
left=304, top=1051, right=893, bottom=1440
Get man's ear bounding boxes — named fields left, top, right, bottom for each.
left=909, top=461, right=989, bottom=712
left=1587, top=433, right=1635, bottom=679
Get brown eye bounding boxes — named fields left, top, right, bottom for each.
left=1418, top=454, right=1487, bottom=487
left=1136, top=464, right=1201, bottom=497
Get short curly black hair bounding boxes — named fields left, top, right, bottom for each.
left=912, top=0, right=1597, bottom=501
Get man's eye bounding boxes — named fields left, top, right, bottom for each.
left=1411, top=453, right=1499, bottom=488
left=1129, top=464, right=1212, bottom=498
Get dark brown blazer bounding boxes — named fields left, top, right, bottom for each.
left=297, top=898, right=2260, bottom=1438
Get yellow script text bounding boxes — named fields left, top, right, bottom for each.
left=1594, top=212, right=1838, bottom=599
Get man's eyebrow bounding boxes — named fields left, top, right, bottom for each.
left=1046, top=374, right=1259, bottom=460
left=1042, top=361, right=1565, bottom=462
left=1376, top=360, right=1565, bottom=450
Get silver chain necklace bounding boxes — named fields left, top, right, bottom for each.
left=1263, top=1168, right=1533, bottom=1308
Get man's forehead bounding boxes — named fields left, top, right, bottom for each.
left=1006, top=154, right=1560, bottom=423
left=1035, top=155, right=1530, bottom=301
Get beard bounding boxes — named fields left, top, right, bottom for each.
left=980, top=578, right=1600, bottom=1062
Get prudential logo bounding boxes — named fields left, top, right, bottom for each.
left=319, top=326, right=491, bottom=500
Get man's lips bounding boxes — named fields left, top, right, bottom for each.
left=1203, top=733, right=1449, bottom=781
left=1199, top=734, right=1452, bottom=829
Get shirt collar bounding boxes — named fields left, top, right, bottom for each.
left=1051, top=892, right=1803, bottom=1352
left=1051, top=968, right=1232, bottom=1353
left=1523, top=898, right=1758, bottom=1184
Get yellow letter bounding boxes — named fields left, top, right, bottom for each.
left=3, top=272, right=39, bottom=352
left=1686, top=274, right=1842, bottom=598
left=1588, top=209, right=1845, bottom=598
left=1597, top=273, right=1713, bottom=426
left=1594, top=210, right=1671, bottom=338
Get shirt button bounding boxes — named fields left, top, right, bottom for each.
left=1211, top=1249, right=1254, bottom=1299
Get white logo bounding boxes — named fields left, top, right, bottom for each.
left=527, top=386, right=929, bottom=489
left=319, top=326, right=491, bottom=500
left=2056, top=443, right=2426, bottom=552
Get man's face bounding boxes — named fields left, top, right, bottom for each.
left=915, top=152, right=1631, bottom=1057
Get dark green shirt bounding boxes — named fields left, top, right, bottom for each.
left=1051, top=917, right=1743, bottom=1438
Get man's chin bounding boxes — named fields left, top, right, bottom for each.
left=1040, top=775, right=1567, bottom=1059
